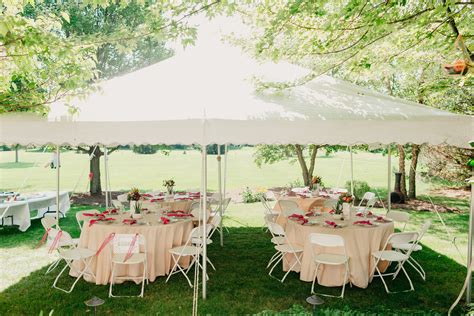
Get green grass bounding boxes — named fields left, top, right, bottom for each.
left=0, top=204, right=471, bottom=315
left=0, top=148, right=434, bottom=194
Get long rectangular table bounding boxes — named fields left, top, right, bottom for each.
left=0, top=191, right=70, bottom=232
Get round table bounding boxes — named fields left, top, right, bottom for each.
left=73, top=214, right=193, bottom=285
left=284, top=217, right=394, bottom=288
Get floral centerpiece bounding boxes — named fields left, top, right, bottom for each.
left=163, top=179, right=175, bottom=195
left=127, top=187, right=142, bottom=217
left=311, top=176, right=323, bottom=190
left=335, top=192, right=354, bottom=215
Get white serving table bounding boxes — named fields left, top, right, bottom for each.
left=0, top=191, right=70, bottom=232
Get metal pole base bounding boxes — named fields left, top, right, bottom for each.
left=306, top=295, right=324, bottom=305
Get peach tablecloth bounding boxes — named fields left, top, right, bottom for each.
left=284, top=218, right=394, bottom=288
left=73, top=216, right=193, bottom=285
left=273, top=197, right=326, bottom=212
left=141, top=200, right=196, bottom=212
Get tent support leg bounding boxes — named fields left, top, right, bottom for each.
left=201, top=145, right=208, bottom=300
left=387, top=145, right=391, bottom=213
left=350, top=146, right=354, bottom=197
left=467, top=169, right=474, bottom=304
left=104, top=147, right=109, bottom=209
left=217, top=145, right=223, bottom=247
left=56, top=146, right=60, bottom=228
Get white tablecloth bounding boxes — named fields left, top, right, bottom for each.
left=0, top=191, right=70, bottom=231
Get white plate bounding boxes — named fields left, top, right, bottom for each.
left=353, top=222, right=378, bottom=227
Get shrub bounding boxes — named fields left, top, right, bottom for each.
left=241, top=187, right=265, bottom=203
left=345, top=180, right=371, bottom=200
left=287, top=178, right=303, bottom=188
left=133, top=145, right=158, bottom=154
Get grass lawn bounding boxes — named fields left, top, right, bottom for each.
left=0, top=203, right=471, bottom=315
left=0, top=148, right=434, bottom=194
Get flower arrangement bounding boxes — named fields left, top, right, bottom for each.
left=335, top=192, right=354, bottom=214
left=163, top=179, right=175, bottom=195
left=127, top=187, right=141, bottom=201
left=311, top=176, right=323, bottom=190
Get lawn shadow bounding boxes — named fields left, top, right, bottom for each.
left=0, top=162, right=35, bottom=169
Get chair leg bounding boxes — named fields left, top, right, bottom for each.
left=207, top=257, right=216, bottom=271
left=268, top=253, right=283, bottom=280
left=166, top=255, right=180, bottom=283
left=281, top=253, right=301, bottom=283
left=375, top=266, right=391, bottom=294
left=109, top=262, right=116, bottom=298
left=340, top=262, right=348, bottom=299
left=46, top=259, right=61, bottom=274
left=407, top=256, right=425, bottom=280
left=267, top=251, right=282, bottom=269
left=311, top=263, right=320, bottom=294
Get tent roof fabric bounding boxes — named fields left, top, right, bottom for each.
left=0, top=23, right=472, bottom=147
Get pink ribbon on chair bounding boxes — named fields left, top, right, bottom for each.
left=123, top=233, right=139, bottom=263
left=48, top=230, right=62, bottom=253
left=36, top=228, right=51, bottom=249
left=96, top=233, right=115, bottom=256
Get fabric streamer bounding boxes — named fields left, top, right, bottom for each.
left=36, top=228, right=51, bottom=248
left=96, top=233, right=115, bottom=256
left=48, top=230, right=62, bottom=253
left=123, top=233, right=139, bottom=263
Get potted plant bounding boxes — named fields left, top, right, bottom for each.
left=127, top=187, right=142, bottom=218
left=163, top=179, right=175, bottom=196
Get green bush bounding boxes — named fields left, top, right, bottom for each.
left=241, top=187, right=265, bottom=203
left=345, top=180, right=371, bottom=200
left=287, top=178, right=303, bottom=188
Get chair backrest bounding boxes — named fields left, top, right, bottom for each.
left=284, top=208, right=304, bottom=217
left=264, top=214, right=276, bottom=224
left=309, top=233, right=345, bottom=248
left=418, top=219, right=431, bottom=240
left=190, top=201, right=201, bottom=211
left=76, top=210, right=99, bottom=230
left=210, top=213, right=222, bottom=227
left=111, top=200, right=124, bottom=211
left=117, top=193, right=128, bottom=203
left=221, top=197, right=231, bottom=212
left=48, top=228, right=75, bottom=248
left=386, top=210, right=410, bottom=223
left=387, top=232, right=418, bottom=246
left=278, top=200, right=299, bottom=212
left=41, top=216, right=57, bottom=230
left=358, top=192, right=376, bottom=206
left=261, top=196, right=272, bottom=213
left=112, top=234, right=145, bottom=254
left=267, top=221, right=285, bottom=237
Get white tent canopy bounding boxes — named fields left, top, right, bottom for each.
left=0, top=23, right=472, bottom=147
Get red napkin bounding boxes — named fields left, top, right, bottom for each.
left=122, top=219, right=137, bottom=225
left=151, top=198, right=164, bottom=202
left=142, top=194, right=153, bottom=198
left=356, top=212, right=364, bottom=217
left=354, top=220, right=372, bottom=226
left=367, top=211, right=373, bottom=216
left=325, top=220, right=338, bottom=228
left=161, top=217, right=170, bottom=225
left=305, top=212, right=314, bottom=217
left=83, top=213, right=98, bottom=217
left=102, top=209, right=118, bottom=215
left=89, top=217, right=114, bottom=227
left=168, top=213, right=193, bottom=218
left=288, top=214, right=304, bottom=220
left=329, top=210, right=336, bottom=214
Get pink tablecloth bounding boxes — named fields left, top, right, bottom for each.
left=284, top=218, right=394, bottom=288
left=73, top=216, right=193, bottom=285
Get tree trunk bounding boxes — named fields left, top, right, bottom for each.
left=294, top=145, right=311, bottom=186
left=14, top=145, right=19, bottom=163
left=89, top=147, right=103, bottom=196
left=408, top=145, right=420, bottom=199
left=397, top=144, right=407, bottom=197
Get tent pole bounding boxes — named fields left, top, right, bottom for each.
left=350, top=146, right=354, bottom=197
left=104, top=147, right=109, bottom=209
left=201, top=145, right=208, bottom=299
left=387, top=145, right=392, bottom=213
left=217, top=145, right=223, bottom=246
left=56, top=146, right=60, bottom=228
left=467, top=170, right=474, bottom=303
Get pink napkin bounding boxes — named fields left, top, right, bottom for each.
left=89, top=217, right=115, bottom=227
left=142, top=194, right=153, bottom=198
left=151, top=198, right=164, bottom=202
left=83, top=212, right=98, bottom=217
left=356, top=212, right=364, bottom=217
left=161, top=217, right=170, bottom=225
left=353, top=220, right=372, bottom=226
left=102, top=209, right=118, bottom=215
left=329, top=210, right=336, bottom=215
left=122, top=219, right=137, bottom=225
left=325, top=220, right=338, bottom=228
left=305, top=212, right=314, bottom=217
left=288, top=214, right=308, bottom=225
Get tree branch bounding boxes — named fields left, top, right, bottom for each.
left=77, top=146, right=89, bottom=154
left=308, top=145, right=319, bottom=177
left=107, top=146, right=120, bottom=155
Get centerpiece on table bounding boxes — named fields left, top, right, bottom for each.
left=310, top=175, right=323, bottom=196
left=127, top=187, right=143, bottom=218
left=163, top=179, right=175, bottom=198
left=336, top=192, right=354, bottom=219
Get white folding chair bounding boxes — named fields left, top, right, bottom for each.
left=283, top=208, right=305, bottom=217
left=166, top=226, right=211, bottom=287
left=371, top=232, right=419, bottom=293
left=391, top=220, right=431, bottom=280
left=386, top=210, right=410, bottom=231
left=264, top=217, right=285, bottom=269
left=117, top=193, right=128, bottom=203
left=308, top=233, right=350, bottom=299
left=267, top=222, right=303, bottom=283
left=109, top=233, right=148, bottom=298
left=41, top=217, right=62, bottom=274
left=358, top=192, right=376, bottom=210
left=191, top=222, right=217, bottom=271
left=323, top=198, right=338, bottom=210
left=261, top=196, right=279, bottom=217
left=111, top=200, right=125, bottom=212
left=278, top=200, right=299, bottom=213
left=50, top=228, right=96, bottom=293
left=75, top=209, right=100, bottom=231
